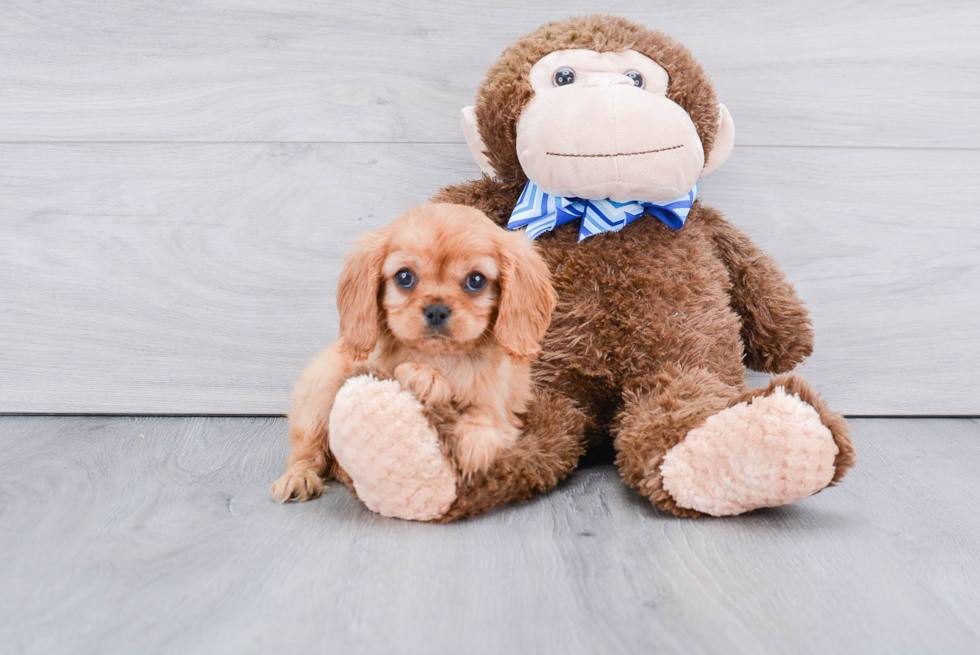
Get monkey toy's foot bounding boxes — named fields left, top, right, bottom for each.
left=658, top=376, right=854, bottom=517
left=328, top=375, right=458, bottom=521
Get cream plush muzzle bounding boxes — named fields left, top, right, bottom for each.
left=516, top=84, right=705, bottom=202
left=461, top=48, right=735, bottom=193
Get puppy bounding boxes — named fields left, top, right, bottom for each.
left=271, top=203, right=556, bottom=503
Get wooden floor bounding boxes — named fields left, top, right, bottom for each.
left=1, top=416, right=978, bottom=654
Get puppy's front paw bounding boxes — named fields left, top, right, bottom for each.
left=394, top=362, right=453, bottom=406
left=454, top=420, right=518, bottom=475
left=270, top=468, right=324, bottom=503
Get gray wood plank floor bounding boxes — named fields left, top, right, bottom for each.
left=1, top=416, right=978, bottom=654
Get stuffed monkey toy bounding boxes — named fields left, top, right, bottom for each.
left=300, top=15, right=855, bottom=520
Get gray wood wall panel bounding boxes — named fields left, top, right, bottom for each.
left=0, top=1, right=977, bottom=147
left=1, top=0, right=978, bottom=415
left=2, top=144, right=978, bottom=414
left=2, top=416, right=979, bottom=654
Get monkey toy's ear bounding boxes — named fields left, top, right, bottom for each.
left=461, top=106, right=498, bottom=178
left=700, top=103, right=735, bottom=178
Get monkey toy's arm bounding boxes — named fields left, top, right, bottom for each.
left=699, top=206, right=814, bottom=374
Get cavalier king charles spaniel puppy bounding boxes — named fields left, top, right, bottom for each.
left=271, top=203, right=556, bottom=502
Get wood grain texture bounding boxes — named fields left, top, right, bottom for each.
left=0, top=0, right=977, bottom=147
left=0, top=416, right=978, bottom=654
left=2, top=144, right=978, bottom=415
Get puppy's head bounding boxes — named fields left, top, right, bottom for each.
left=337, top=203, right=556, bottom=359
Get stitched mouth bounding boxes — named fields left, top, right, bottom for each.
left=546, top=144, right=684, bottom=158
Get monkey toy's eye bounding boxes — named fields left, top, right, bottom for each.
left=394, top=269, right=415, bottom=289
left=464, top=272, right=486, bottom=292
left=553, top=68, right=575, bottom=86
left=625, top=71, right=643, bottom=88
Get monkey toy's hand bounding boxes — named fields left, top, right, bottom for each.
left=394, top=363, right=453, bottom=407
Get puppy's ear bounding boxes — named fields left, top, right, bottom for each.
left=494, top=230, right=557, bottom=360
left=337, top=227, right=389, bottom=359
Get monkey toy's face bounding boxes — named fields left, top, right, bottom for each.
left=461, top=43, right=734, bottom=204
left=518, top=50, right=704, bottom=203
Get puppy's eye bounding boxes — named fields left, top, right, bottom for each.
left=464, top=272, right=486, bottom=292
left=553, top=68, right=575, bottom=86
left=394, top=269, right=415, bottom=289
left=625, top=71, right=643, bottom=87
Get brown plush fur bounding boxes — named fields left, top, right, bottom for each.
left=427, top=15, right=854, bottom=519
left=475, top=15, right=720, bottom=185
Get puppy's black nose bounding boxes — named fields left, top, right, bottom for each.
left=423, top=304, right=451, bottom=327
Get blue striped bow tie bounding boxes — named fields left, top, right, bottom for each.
left=507, top=181, right=698, bottom=242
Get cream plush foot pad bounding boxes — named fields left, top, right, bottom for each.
left=660, top=387, right=839, bottom=516
left=329, top=375, right=457, bottom=521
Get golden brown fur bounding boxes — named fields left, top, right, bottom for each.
left=271, top=203, right=556, bottom=502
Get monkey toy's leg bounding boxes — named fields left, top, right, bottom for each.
left=613, top=365, right=855, bottom=517
left=328, top=375, right=587, bottom=522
